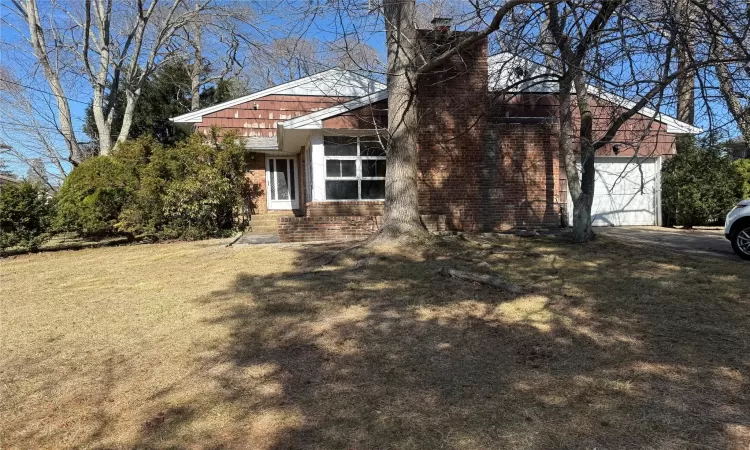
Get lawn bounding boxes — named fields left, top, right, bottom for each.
left=1, top=234, right=749, bottom=449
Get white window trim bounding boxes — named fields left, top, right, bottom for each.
left=323, top=136, right=386, bottom=201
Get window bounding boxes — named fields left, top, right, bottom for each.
left=324, top=136, right=386, bottom=200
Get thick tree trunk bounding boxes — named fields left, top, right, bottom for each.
left=379, top=0, right=427, bottom=239
left=23, top=0, right=83, bottom=164
left=190, top=4, right=202, bottom=111
left=714, top=56, right=750, bottom=147
left=116, top=89, right=140, bottom=145
left=92, top=84, right=113, bottom=155
left=675, top=0, right=695, bottom=153
left=559, top=73, right=596, bottom=243
left=191, top=44, right=202, bottom=111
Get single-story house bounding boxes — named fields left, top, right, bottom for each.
left=171, top=25, right=700, bottom=242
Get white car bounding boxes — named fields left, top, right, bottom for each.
left=726, top=199, right=750, bottom=260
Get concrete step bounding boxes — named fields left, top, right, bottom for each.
left=234, top=233, right=280, bottom=245
left=248, top=225, right=279, bottom=233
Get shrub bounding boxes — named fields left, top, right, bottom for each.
left=53, top=132, right=250, bottom=240
left=115, top=132, right=249, bottom=239
left=161, top=169, right=234, bottom=240
left=55, top=156, right=137, bottom=236
left=734, top=158, right=750, bottom=199
left=662, top=147, right=743, bottom=228
left=0, top=181, right=53, bottom=250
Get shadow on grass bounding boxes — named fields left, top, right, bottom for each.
left=139, top=236, right=750, bottom=449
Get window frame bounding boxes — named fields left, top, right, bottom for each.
left=323, top=135, right=386, bottom=201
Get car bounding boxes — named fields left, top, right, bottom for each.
left=725, top=199, right=750, bottom=260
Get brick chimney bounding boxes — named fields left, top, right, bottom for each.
left=414, top=28, right=489, bottom=230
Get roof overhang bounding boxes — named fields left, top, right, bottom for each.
left=487, top=53, right=703, bottom=135
left=276, top=90, right=389, bottom=153
left=170, top=69, right=385, bottom=125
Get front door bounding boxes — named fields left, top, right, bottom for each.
left=266, top=157, right=299, bottom=210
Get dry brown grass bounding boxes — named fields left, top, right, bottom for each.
left=1, top=234, right=749, bottom=449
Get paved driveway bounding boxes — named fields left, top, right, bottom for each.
left=595, top=226, right=738, bottom=260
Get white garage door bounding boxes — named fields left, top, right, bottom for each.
left=570, top=157, right=660, bottom=226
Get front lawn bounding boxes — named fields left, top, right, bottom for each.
left=1, top=235, right=749, bottom=449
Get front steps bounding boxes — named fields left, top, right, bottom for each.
left=246, top=213, right=294, bottom=233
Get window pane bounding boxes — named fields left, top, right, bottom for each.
left=275, top=159, right=289, bottom=200
left=326, top=160, right=340, bottom=177
left=362, top=160, right=386, bottom=178
left=324, top=136, right=357, bottom=156
left=361, top=180, right=385, bottom=199
left=269, top=159, right=276, bottom=200
left=326, top=160, right=356, bottom=177
left=360, top=137, right=386, bottom=156
left=341, top=160, right=356, bottom=177
left=289, top=160, right=295, bottom=200
left=326, top=180, right=359, bottom=200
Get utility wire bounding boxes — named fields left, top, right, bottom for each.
left=0, top=77, right=91, bottom=105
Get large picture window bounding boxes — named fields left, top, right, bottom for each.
left=324, top=136, right=386, bottom=200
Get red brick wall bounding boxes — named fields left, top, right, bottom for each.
left=306, top=201, right=384, bottom=217
left=492, top=93, right=677, bottom=157
left=322, top=100, right=388, bottom=129
left=245, top=152, right=268, bottom=214
left=277, top=216, right=381, bottom=242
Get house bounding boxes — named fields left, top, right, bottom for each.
left=0, top=174, right=21, bottom=189
left=727, top=137, right=748, bottom=159
left=171, top=24, right=700, bottom=242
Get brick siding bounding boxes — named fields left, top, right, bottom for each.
left=277, top=216, right=381, bottom=242
left=276, top=214, right=447, bottom=242
left=306, top=201, right=384, bottom=217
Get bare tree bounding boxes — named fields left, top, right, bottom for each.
left=0, top=67, right=70, bottom=189
left=178, top=0, right=255, bottom=111
left=6, top=0, right=243, bottom=160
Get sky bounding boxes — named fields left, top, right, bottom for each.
left=0, top=0, right=743, bottom=181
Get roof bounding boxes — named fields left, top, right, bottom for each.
left=487, top=53, right=703, bottom=135
left=277, top=53, right=701, bottom=136
left=0, top=174, right=21, bottom=187
left=170, top=69, right=385, bottom=124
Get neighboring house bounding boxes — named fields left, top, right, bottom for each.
left=171, top=25, right=700, bottom=242
left=727, top=137, right=748, bottom=159
left=0, top=174, right=21, bottom=189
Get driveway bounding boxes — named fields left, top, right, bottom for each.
left=595, top=226, right=738, bottom=260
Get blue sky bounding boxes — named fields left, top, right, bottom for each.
left=0, top=0, right=741, bottom=180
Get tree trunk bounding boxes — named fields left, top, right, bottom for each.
left=675, top=0, right=695, bottom=153
left=572, top=148, right=596, bottom=243
left=558, top=72, right=596, bottom=243
left=117, top=89, right=140, bottom=144
left=379, top=0, right=427, bottom=239
left=23, top=0, right=83, bottom=164
left=190, top=2, right=202, bottom=111
left=191, top=42, right=202, bottom=111
left=92, top=83, right=113, bottom=155
left=714, top=56, right=750, bottom=147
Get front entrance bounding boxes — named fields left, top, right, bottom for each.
left=266, top=157, right=299, bottom=210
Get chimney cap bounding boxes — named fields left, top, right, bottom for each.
left=430, top=17, right=452, bottom=30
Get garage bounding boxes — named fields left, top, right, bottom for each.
left=569, top=157, right=662, bottom=227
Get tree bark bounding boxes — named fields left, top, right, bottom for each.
left=191, top=39, right=202, bottom=111
left=712, top=37, right=750, bottom=147
left=190, top=1, right=202, bottom=111
left=675, top=0, right=695, bottom=154
left=19, top=0, right=83, bottom=164
left=379, top=0, right=427, bottom=239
